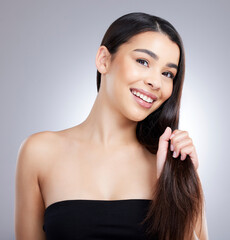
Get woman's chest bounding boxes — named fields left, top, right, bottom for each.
left=40, top=145, right=157, bottom=209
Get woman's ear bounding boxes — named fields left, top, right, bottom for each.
left=95, top=46, right=111, bottom=74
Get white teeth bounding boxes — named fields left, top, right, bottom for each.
left=131, top=90, right=154, bottom=103
left=147, top=97, right=152, bottom=103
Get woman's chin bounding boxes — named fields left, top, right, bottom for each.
left=126, top=113, right=149, bottom=122
left=121, top=105, right=155, bottom=122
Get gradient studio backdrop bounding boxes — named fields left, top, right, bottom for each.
left=1, top=0, right=229, bottom=239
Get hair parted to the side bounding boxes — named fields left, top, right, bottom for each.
left=96, top=12, right=204, bottom=240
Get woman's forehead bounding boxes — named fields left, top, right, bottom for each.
left=116, top=31, right=180, bottom=63
left=123, top=31, right=177, bottom=49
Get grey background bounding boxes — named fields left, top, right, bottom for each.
left=1, top=0, right=229, bottom=239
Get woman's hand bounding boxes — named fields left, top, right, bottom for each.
left=156, top=127, right=199, bottom=178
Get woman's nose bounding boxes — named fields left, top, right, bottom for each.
left=144, top=74, right=161, bottom=90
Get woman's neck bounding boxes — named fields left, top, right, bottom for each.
left=78, top=91, right=139, bottom=147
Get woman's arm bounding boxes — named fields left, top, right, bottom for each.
left=194, top=200, right=209, bottom=240
left=15, top=134, right=46, bottom=240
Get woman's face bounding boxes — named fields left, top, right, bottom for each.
left=101, top=31, right=180, bottom=122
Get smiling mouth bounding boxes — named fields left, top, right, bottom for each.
left=130, top=89, right=154, bottom=103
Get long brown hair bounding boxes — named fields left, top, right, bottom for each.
left=96, top=12, right=203, bottom=240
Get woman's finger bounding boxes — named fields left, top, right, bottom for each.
left=170, top=130, right=198, bottom=170
left=170, top=131, right=189, bottom=146
left=156, top=126, right=172, bottom=178
left=178, top=144, right=199, bottom=169
left=171, top=138, right=193, bottom=158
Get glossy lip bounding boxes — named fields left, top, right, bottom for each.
left=130, top=88, right=158, bottom=100
left=132, top=94, right=153, bottom=109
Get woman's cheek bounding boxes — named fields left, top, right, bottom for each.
left=163, top=82, right=173, bottom=100
left=123, top=62, right=141, bottom=83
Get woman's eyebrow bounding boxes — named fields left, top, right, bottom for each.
left=133, top=48, right=178, bottom=70
left=166, top=63, right=178, bottom=70
left=133, top=48, right=159, bottom=60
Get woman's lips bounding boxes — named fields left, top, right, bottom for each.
left=130, top=88, right=158, bottom=101
left=130, top=88, right=156, bottom=109
left=132, top=94, right=154, bottom=108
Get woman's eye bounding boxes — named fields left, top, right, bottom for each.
left=162, top=71, right=174, bottom=79
left=136, top=59, right=149, bottom=67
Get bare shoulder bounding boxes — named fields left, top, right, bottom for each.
left=18, top=130, right=61, bottom=157
left=17, top=130, right=65, bottom=169
left=16, top=130, right=64, bottom=202
left=16, top=127, right=82, bottom=180
left=15, top=130, right=71, bottom=240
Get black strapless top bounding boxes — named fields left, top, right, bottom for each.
left=43, top=199, right=157, bottom=240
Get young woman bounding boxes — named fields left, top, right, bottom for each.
left=15, top=12, right=208, bottom=240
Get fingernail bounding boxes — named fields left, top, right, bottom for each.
left=170, top=134, right=175, bottom=140
left=173, top=151, right=177, bottom=158
left=170, top=144, right=174, bottom=151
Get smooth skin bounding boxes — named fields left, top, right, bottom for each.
left=15, top=32, right=208, bottom=239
